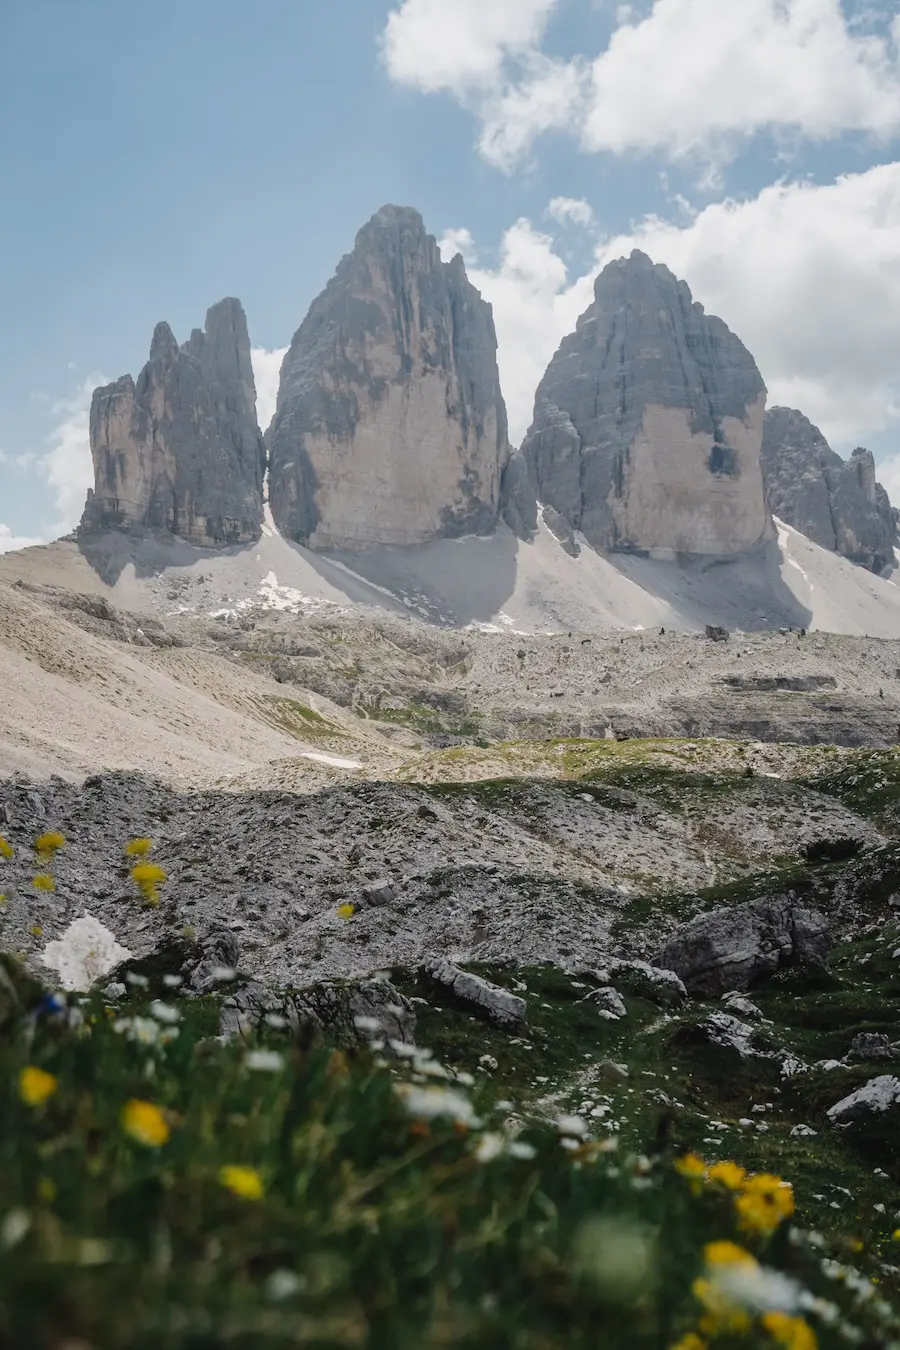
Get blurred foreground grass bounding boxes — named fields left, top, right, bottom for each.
left=1, top=955, right=899, bottom=1350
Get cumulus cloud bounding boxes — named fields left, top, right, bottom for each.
left=382, top=0, right=900, bottom=170
left=438, top=227, right=478, bottom=264
left=251, top=347, right=288, bottom=435
left=0, top=524, right=44, bottom=554
left=457, top=162, right=900, bottom=450
left=382, top=0, right=558, bottom=94
left=42, top=378, right=101, bottom=534
left=547, top=197, right=595, bottom=227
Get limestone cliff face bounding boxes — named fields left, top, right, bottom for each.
left=761, top=407, right=897, bottom=573
left=267, top=206, right=511, bottom=550
left=519, top=251, right=773, bottom=559
left=81, top=300, right=265, bottom=546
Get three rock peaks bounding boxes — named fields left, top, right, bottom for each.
left=81, top=206, right=897, bottom=574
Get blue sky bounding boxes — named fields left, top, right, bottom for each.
left=2, top=0, right=900, bottom=547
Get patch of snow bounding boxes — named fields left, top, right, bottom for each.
left=41, top=915, right=133, bottom=991
left=300, top=751, right=362, bottom=770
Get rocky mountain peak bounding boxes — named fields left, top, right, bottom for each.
left=519, top=251, right=773, bottom=558
left=761, top=407, right=896, bottom=573
left=266, top=205, right=511, bottom=551
left=80, top=299, right=265, bottom=548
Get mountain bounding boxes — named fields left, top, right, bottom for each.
left=520, top=250, right=772, bottom=559
left=761, top=406, right=897, bottom=574
left=266, top=205, right=512, bottom=550
left=80, top=299, right=265, bottom=547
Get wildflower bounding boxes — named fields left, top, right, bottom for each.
left=245, top=1050, right=284, bottom=1072
left=761, top=1311, right=818, bottom=1350
left=149, top=1000, right=181, bottom=1025
left=18, top=1066, right=58, bottom=1106
left=0, top=837, right=13, bottom=859
left=34, top=832, right=65, bottom=860
left=130, top=862, right=167, bottom=906
left=219, top=1165, right=264, bottom=1200
left=32, top=874, right=55, bottom=892
left=396, top=1083, right=481, bottom=1128
left=707, top=1160, right=747, bottom=1190
left=670, top=1335, right=707, bottom=1350
left=125, top=837, right=153, bottom=856
left=735, top=1174, right=795, bottom=1236
left=675, top=1152, right=706, bottom=1180
left=37, top=1178, right=57, bottom=1203
left=30, top=925, right=43, bottom=938
left=337, top=903, right=355, bottom=920
left=704, top=1241, right=759, bottom=1271
left=121, top=1098, right=170, bottom=1147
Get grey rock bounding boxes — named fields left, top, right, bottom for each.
left=705, top=626, right=730, bottom=643
left=586, top=986, right=627, bottom=1019
left=541, top=505, right=581, bottom=557
left=101, top=982, right=127, bottom=1001
left=220, top=976, right=415, bottom=1048
left=499, top=450, right=538, bottom=538
left=655, top=895, right=830, bottom=995
left=186, top=925, right=242, bottom=995
left=607, top=959, right=686, bottom=1008
left=358, top=878, right=396, bottom=908
left=268, top=205, right=512, bottom=550
left=596, top=1058, right=629, bottom=1082
left=721, top=991, right=765, bottom=1020
left=848, top=1033, right=894, bottom=1061
left=520, top=250, right=772, bottom=558
left=81, top=299, right=265, bottom=547
left=761, top=407, right=897, bottom=574
left=422, top=957, right=526, bottom=1028
left=827, top=1075, right=900, bottom=1125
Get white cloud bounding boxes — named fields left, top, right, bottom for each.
left=547, top=197, right=595, bottom=227
left=438, top=227, right=478, bottom=264
left=42, top=377, right=102, bottom=534
left=877, top=453, right=900, bottom=504
left=382, top=0, right=900, bottom=170
left=382, top=0, right=559, bottom=94
left=0, top=524, right=44, bottom=554
left=251, top=347, right=287, bottom=434
left=461, top=162, right=900, bottom=451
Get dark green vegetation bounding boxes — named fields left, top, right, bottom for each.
left=2, top=920, right=900, bottom=1348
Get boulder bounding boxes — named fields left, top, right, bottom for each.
left=520, top=250, right=772, bottom=559
left=221, top=976, right=415, bottom=1047
left=422, top=958, right=526, bottom=1028
left=268, top=205, right=514, bottom=550
left=607, top=958, right=687, bottom=1008
left=358, top=879, right=396, bottom=908
left=586, top=987, right=627, bottom=1020
left=655, top=896, right=830, bottom=995
left=848, top=1033, right=894, bottom=1062
left=827, top=1075, right=900, bottom=1157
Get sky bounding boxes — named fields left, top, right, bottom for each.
left=2, top=0, right=900, bottom=551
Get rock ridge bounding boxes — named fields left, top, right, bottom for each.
left=519, top=250, right=773, bottom=559
left=267, top=205, right=512, bottom=550
left=81, top=298, right=265, bottom=548
left=761, top=407, right=897, bottom=574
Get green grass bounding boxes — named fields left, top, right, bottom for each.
left=3, top=947, right=900, bottom=1348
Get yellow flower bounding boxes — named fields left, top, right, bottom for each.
left=121, top=1098, right=170, bottom=1147
left=703, top=1241, right=758, bottom=1270
left=707, top=1160, right=747, bottom=1190
left=735, top=1174, right=795, bottom=1236
left=34, top=831, right=65, bottom=859
left=337, top=903, right=356, bottom=920
left=130, top=862, right=167, bottom=906
left=125, top=837, right=153, bottom=856
left=19, top=1066, right=58, bottom=1106
left=218, top=1165, right=264, bottom=1200
left=670, top=1336, right=706, bottom=1350
left=31, top=924, right=43, bottom=937
left=893, top=1229, right=900, bottom=1241
left=32, top=874, right=55, bottom=892
left=0, top=837, right=13, bottom=859
left=38, top=1177, right=57, bottom=1203
left=762, top=1312, right=818, bottom=1350
left=675, top=1152, right=706, bottom=1179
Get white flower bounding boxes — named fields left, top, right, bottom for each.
left=210, top=965, right=236, bottom=982
left=113, top=1016, right=177, bottom=1047
left=474, top=1132, right=507, bottom=1161
left=396, top=1084, right=480, bottom=1127
left=264, top=1013, right=287, bottom=1029
left=162, top=974, right=183, bottom=988
left=246, top=1050, right=285, bottom=1073
left=0, top=1209, right=31, bottom=1250
left=353, top=1016, right=382, bottom=1033
left=557, top=1114, right=588, bottom=1137
left=40, top=915, right=132, bottom=992
left=266, top=1269, right=304, bottom=1302
left=388, top=1040, right=418, bottom=1058
left=149, top=1001, right=181, bottom=1024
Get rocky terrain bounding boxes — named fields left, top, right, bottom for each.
left=762, top=407, right=897, bottom=574
left=520, top=250, right=772, bottom=559
left=267, top=206, right=513, bottom=549
left=81, top=299, right=265, bottom=547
